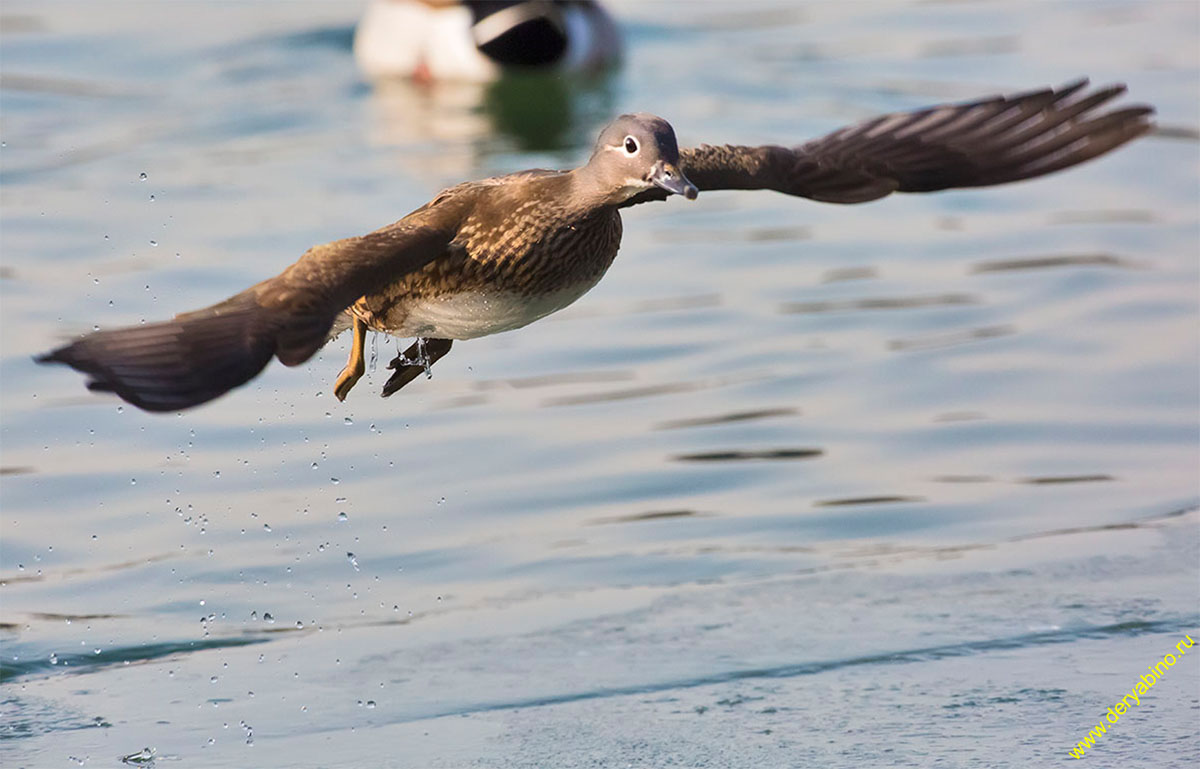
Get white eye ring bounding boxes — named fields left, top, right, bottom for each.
left=623, top=136, right=639, bottom=155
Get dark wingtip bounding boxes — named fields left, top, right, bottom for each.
left=37, top=292, right=280, bottom=413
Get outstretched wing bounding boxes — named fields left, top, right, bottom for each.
left=39, top=204, right=464, bottom=412
left=624, top=80, right=1153, bottom=206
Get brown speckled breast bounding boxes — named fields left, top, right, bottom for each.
left=352, top=176, right=624, bottom=335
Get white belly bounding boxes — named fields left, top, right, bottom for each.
left=392, top=285, right=594, bottom=340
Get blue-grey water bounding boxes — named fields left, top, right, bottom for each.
left=2, top=1, right=1198, bottom=767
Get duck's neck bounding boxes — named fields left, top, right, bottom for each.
left=566, top=163, right=638, bottom=211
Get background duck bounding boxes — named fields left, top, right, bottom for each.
left=354, top=0, right=621, bottom=82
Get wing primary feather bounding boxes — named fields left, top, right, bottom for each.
left=38, top=214, right=459, bottom=411
left=620, top=80, right=1151, bottom=208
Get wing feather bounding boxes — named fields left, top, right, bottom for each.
left=39, top=200, right=466, bottom=411
left=623, top=80, right=1153, bottom=207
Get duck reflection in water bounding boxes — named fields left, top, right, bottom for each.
left=366, top=69, right=617, bottom=163
left=39, top=81, right=1153, bottom=413
left=357, top=2, right=621, bottom=167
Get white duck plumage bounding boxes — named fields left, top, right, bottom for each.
left=354, top=0, right=620, bottom=82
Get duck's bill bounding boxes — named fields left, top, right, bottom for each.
left=650, top=162, right=698, bottom=200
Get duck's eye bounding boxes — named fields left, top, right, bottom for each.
left=623, top=136, right=639, bottom=155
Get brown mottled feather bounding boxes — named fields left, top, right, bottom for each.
left=355, top=173, right=622, bottom=332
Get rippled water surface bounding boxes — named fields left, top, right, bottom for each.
left=2, top=1, right=1198, bottom=767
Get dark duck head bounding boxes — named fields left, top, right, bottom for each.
left=579, top=113, right=698, bottom=205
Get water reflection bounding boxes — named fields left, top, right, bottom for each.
left=780, top=293, right=977, bottom=314
left=970, top=253, right=1132, bottom=273
left=1020, top=474, right=1115, bottom=485
left=821, top=266, right=877, bottom=283
left=364, top=70, right=617, bottom=176
left=590, top=510, right=706, bottom=525
left=887, top=324, right=1014, bottom=352
left=654, top=407, right=799, bottom=431
left=814, top=496, right=924, bottom=507
left=673, top=448, right=823, bottom=462
left=0, top=636, right=267, bottom=683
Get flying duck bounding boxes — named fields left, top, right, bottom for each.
left=39, top=80, right=1153, bottom=412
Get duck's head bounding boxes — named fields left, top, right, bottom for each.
left=586, top=113, right=698, bottom=202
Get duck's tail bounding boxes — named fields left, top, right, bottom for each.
left=37, top=286, right=334, bottom=413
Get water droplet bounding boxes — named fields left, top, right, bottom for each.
left=263, top=524, right=271, bottom=532
left=343, top=416, right=353, bottom=425
left=139, top=172, right=148, bottom=181
left=250, top=611, right=258, bottom=621
left=149, top=240, right=157, bottom=247
left=210, top=675, right=218, bottom=683
left=365, top=700, right=376, bottom=709
left=121, top=747, right=155, bottom=764
left=346, top=552, right=359, bottom=571
left=330, top=477, right=340, bottom=485
left=263, top=613, right=274, bottom=623
left=337, top=512, right=348, bottom=522
left=130, top=478, right=137, bottom=485
left=148, top=194, right=155, bottom=201
left=213, top=471, right=220, bottom=478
